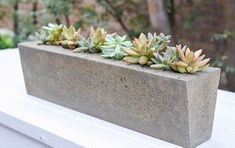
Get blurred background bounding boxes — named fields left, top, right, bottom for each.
left=0, top=0, right=235, bottom=92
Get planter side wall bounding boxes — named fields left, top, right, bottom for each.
left=187, top=71, right=220, bottom=147
left=18, top=42, right=220, bottom=148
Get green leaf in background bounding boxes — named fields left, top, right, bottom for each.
left=0, top=35, right=15, bottom=49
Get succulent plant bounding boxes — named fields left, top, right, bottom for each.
left=36, top=23, right=64, bottom=45
left=35, top=30, right=47, bottom=45
left=150, top=46, right=178, bottom=70
left=36, top=23, right=211, bottom=75
left=60, top=26, right=81, bottom=49
left=147, top=33, right=171, bottom=52
left=170, top=45, right=210, bottom=73
left=73, top=27, right=107, bottom=53
left=101, top=33, right=132, bottom=60
left=123, top=33, right=155, bottom=66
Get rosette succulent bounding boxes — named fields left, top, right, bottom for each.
left=123, top=33, right=155, bottom=66
left=150, top=46, right=178, bottom=70
left=35, top=30, right=47, bottom=45
left=60, top=26, right=81, bottom=49
left=73, top=27, right=107, bottom=53
left=101, top=33, right=132, bottom=60
left=36, top=23, right=64, bottom=45
left=170, top=45, right=210, bottom=73
left=147, top=33, right=171, bottom=52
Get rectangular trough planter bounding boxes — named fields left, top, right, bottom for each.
left=19, top=42, right=220, bottom=148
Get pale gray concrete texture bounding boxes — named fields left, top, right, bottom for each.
left=19, top=42, right=220, bottom=148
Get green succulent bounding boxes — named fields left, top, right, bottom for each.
left=123, top=33, right=171, bottom=66
left=73, top=27, right=107, bottom=53
left=35, top=30, right=47, bottom=45
left=36, top=23, right=64, bottom=45
left=150, top=46, right=178, bottom=70
left=101, top=33, right=132, bottom=60
left=170, top=45, right=210, bottom=73
left=90, top=27, right=107, bottom=49
left=123, top=33, right=155, bottom=66
left=60, top=26, right=81, bottom=49
left=147, top=33, right=171, bottom=52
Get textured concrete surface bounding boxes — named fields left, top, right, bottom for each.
left=19, top=42, right=220, bottom=148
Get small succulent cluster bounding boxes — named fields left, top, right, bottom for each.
left=36, top=23, right=80, bottom=49
left=36, top=23, right=64, bottom=45
left=36, top=23, right=210, bottom=74
left=73, top=27, right=107, bottom=53
left=150, top=46, right=177, bottom=70
left=123, top=33, right=171, bottom=66
left=150, top=45, right=210, bottom=73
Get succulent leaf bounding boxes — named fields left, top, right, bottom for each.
left=123, top=56, right=139, bottom=64
left=138, top=55, right=148, bottom=65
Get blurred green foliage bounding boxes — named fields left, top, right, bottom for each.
left=0, top=0, right=150, bottom=45
left=74, top=5, right=109, bottom=29
left=211, top=30, right=235, bottom=42
left=183, top=14, right=196, bottom=31
left=0, top=35, right=15, bottom=49
left=96, top=0, right=150, bottom=37
left=212, top=56, right=235, bottom=73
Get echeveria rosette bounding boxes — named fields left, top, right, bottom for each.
left=73, top=27, right=107, bottom=53
left=170, top=45, right=210, bottom=73
left=150, top=46, right=178, bottom=70
left=101, top=33, right=132, bottom=60
left=60, top=26, right=81, bottom=49
left=90, top=27, right=107, bottom=50
left=36, top=23, right=64, bottom=45
left=73, top=35, right=95, bottom=52
left=123, top=33, right=155, bottom=66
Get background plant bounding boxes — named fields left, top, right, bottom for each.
left=0, top=34, right=15, bottom=49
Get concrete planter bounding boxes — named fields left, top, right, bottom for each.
left=19, top=42, right=220, bottom=148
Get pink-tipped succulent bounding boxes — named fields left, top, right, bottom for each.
left=170, top=45, right=210, bottom=73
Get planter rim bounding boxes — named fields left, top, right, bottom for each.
left=18, top=41, right=220, bottom=82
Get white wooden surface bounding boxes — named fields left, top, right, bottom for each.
left=0, top=49, right=235, bottom=148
